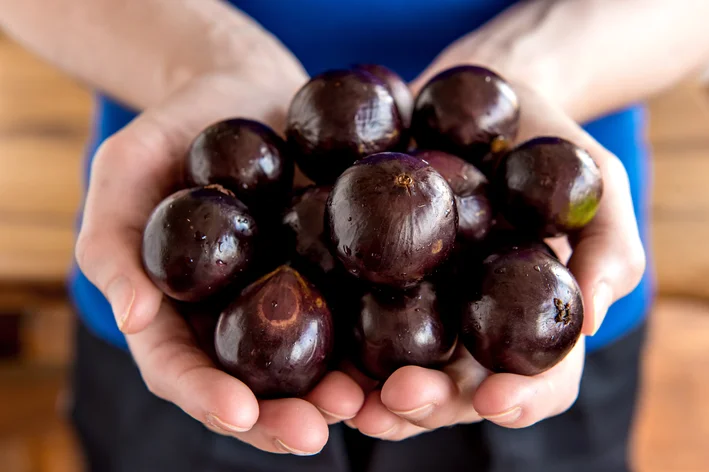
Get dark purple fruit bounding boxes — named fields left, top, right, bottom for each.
left=286, top=69, right=404, bottom=184
left=326, top=152, right=457, bottom=288
left=353, top=64, right=414, bottom=127
left=499, top=137, right=603, bottom=237
left=414, top=150, right=493, bottom=243
left=354, top=282, right=457, bottom=381
left=214, top=266, right=334, bottom=398
left=282, top=186, right=336, bottom=276
left=185, top=119, right=293, bottom=215
left=142, top=185, right=257, bottom=302
left=411, top=65, right=519, bottom=166
left=460, top=247, right=583, bottom=376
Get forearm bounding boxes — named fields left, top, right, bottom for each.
left=0, top=0, right=306, bottom=110
left=464, top=0, right=709, bottom=122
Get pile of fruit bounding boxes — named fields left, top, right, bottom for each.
left=141, top=64, right=603, bottom=398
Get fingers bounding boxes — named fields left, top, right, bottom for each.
left=127, top=302, right=330, bottom=455
left=349, top=390, right=428, bottom=441
left=473, top=336, right=586, bottom=428
left=513, top=85, right=646, bottom=335
left=75, top=115, right=184, bottom=334
left=380, top=346, right=487, bottom=430
left=305, top=370, right=366, bottom=423
left=242, top=398, right=330, bottom=455
left=126, top=302, right=260, bottom=431
left=566, top=154, right=646, bottom=335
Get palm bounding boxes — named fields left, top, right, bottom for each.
left=76, top=73, right=366, bottom=455
left=347, top=83, right=643, bottom=438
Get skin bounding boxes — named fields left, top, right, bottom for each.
left=3, top=0, right=709, bottom=454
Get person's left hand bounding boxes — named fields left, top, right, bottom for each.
left=346, top=77, right=646, bottom=439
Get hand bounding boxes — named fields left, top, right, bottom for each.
left=347, top=82, right=646, bottom=439
left=75, top=72, right=365, bottom=455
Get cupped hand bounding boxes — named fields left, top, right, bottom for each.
left=348, top=81, right=646, bottom=440
left=74, top=72, right=365, bottom=455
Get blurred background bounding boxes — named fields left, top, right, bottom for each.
left=0, top=31, right=708, bottom=472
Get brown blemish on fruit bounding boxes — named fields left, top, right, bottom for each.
left=204, top=183, right=235, bottom=197
left=259, top=285, right=300, bottom=328
left=491, top=136, right=510, bottom=154
left=395, top=173, right=414, bottom=195
left=316, top=298, right=324, bottom=309
left=431, top=239, right=443, bottom=254
left=553, top=298, right=572, bottom=325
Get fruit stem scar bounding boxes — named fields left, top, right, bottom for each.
left=395, top=173, right=414, bottom=195
left=553, top=298, right=572, bottom=325
left=491, top=136, right=510, bottom=154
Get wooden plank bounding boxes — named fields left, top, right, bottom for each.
left=648, top=80, right=709, bottom=146
left=632, top=298, right=709, bottom=472
left=0, top=137, right=83, bottom=220
left=652, top=147, right=709, bottom=216
left=0, top=364, right=67, bottom=438
left=0, top=222, right=76, bottom=283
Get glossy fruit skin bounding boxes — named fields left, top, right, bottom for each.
left=353, top=64, right=414, bottom=127
left=326, top=152, right=458, bottom=288
left=214, top=266, right=334, bottom=398
left=282, top=186, right=337, bottom=277
left=414, top=150, right=493, bottom=243
left=354, top=282, right=457, bottom=381
left=286, top=69, right=404, bottom=184
left=142, top=186, right=258, bottom=302
left=185, top=119, right=294, bottom=215
left=499, top=136, right=603, bottom=237
left=411, top=65, right=519, bottom=166
left=460, top=247, right=583, bottom=376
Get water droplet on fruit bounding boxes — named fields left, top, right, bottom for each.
left=473, top=321, right=481, bottom=330
left=347, top=217, right=352, bottom=222
left=194, top=231, right=206, bottom=241
left=534, top=265, right=541, bottom=271
left=445, top=208, right=451, bottom=217
left=216, top=260, right=226, bottom=266
left=203, top=213, right=210, bottom=220
left=242, top=183, right=248, bottom=189
left=494, top=267, right=506, bottom=274
left=271, top=301, right=278, bottom=308
left=169, top=204, right=174, bottom=209
left=343, top=246, right=352, bottom=256
left=186, top=218, right=191, bottom=223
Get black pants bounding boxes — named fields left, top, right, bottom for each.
left=69, top=320, right=647, bottom=472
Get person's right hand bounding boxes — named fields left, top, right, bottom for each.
left=75, top=71, right=366, bottom=456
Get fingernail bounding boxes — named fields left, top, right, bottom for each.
left=106, top=276, right=134, bottom=331
left=275, top=438, right=319, bottom=456
left=206, top=413, right=251, bottom=433
left=316, top=406, right=353, bottom=421
left=481, top=406, right=522, bottom=425
left=367, top=424, right=398, bottom=438
left=390, top=403, right=435, bottom=422
left=592, top=282, right=613, bottom=335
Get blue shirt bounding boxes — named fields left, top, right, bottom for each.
left=69, top=0, right=654, bottom=352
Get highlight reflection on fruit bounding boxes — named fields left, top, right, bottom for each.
left=412, top=65, right=520, bottom=166
left=498, top=136, right=603, bottom=237
left=286, top=69, right=404, bottom=184
left=214, top=266, right=334, bottom=398
left=141, top=185, right=257, bottom=302
left=354, top=282, right=457, bottom=381
left=460, top=246, right=583, bottom=376
left=326, top=152, right=458, bottom=288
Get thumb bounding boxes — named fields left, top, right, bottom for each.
left=567, top=154, right=646, bottom=336
left=75, top=122, right=177, bottom=334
